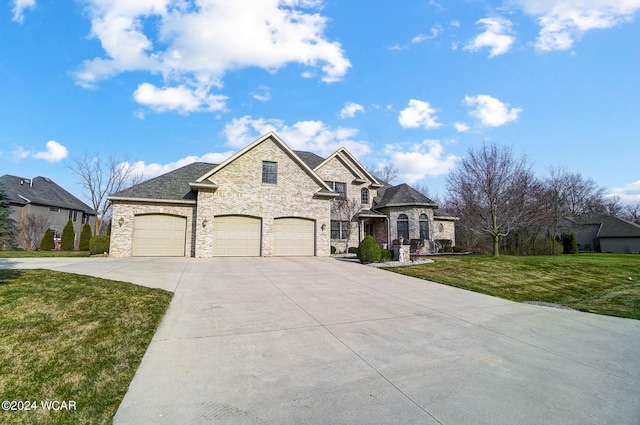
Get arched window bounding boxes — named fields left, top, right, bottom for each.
left=419, top=214, right=429, bottom=239
left=397, top=213, right=409, bottom=240
left=361, top=188, right=370, bottom=204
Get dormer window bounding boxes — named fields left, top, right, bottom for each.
left=262, top=161, right=277, bottom=184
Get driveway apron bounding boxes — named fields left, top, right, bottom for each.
left=3, top=257, right=639, bottom=424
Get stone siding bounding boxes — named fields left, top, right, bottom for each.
left=109, top=201, right=196, bottom=257
left=316, top=153, right=379, bottom=252
left=195, top=137, right=331, bottom=257
left=434, top=219, right=456, bottom=245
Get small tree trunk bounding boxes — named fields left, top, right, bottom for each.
left=492, top=235, right=499, bottom=257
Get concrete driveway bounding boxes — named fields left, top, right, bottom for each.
left=2, top=256, right=639, bottom=424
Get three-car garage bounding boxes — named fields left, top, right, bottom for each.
left=130, top=214, right=315, bottom=257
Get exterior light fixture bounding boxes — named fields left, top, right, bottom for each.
left=203, top=219, right=208, bottom=228
left=321, top=223, right=326, bottom=231
left=118, top=217, right=124, bottom=227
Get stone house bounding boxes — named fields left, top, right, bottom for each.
left=108, top=132, right=456, bottom=257
left=0, top=175, right=96, bottom=247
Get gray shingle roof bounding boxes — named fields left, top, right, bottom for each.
left=109, top=162, right=216, bottom=201
left=0, top=174, right=95, bottom=214
left=582, top=215, right=640, bottom=238
left=294, top=150, right=326, bottom=169
left=374, top=183, right=437, bottom=209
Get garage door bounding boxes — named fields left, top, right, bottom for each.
left=212, top=216, right=261, bottom=256
left=132, top=214, right=186, bottom=256
left=273, top=218, right=315, bottom=256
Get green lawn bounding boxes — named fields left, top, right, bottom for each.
left=0, top=251, right=92, bottom=258
left=384, top=254, right=640, bottom=320
left=0, top=269, right=173, bottom=424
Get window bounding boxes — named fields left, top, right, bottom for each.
left=49, top=207, right=59, bottom=212
left=397, top=213, right=409, bottom=240
left=361, top=188, right=369, bottom=204
left=325, top=181, right=347, bottom=199
left=419, top=214, right=429, bottom=239
left=331, top=220, right=351, bottom=239
left=262, top=161, right=277, bottom=184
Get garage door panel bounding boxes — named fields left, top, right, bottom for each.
left=213, top=216, right=261, bottom=256
left=273, top=218, right=314, bottom=256
left=133, top=214, right=186, bottom=257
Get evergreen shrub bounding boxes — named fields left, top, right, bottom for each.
left=357, top=235, right=381, bottom=264
left=61, top=220, right=75, bottom=251
left=79, top=223, right=92, bottom=251
left=40, top=228, right=55, bottom=251
left=90, top=235, right=110, bottom=255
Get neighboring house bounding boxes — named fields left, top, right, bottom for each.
left=108, top=132, right=456, bottom=257
left=562, top=215, right=640, bottom=254
left=0, top=175, right=96, bottom=245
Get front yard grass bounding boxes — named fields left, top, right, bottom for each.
left=384, top=254, right=640, bottom=320
left=0, top=251, right=92, bottom=258
left=0, top=269, right=173, bottom=424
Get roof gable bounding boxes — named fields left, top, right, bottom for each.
left=314, top=147, right=381, bottom=186
left=196, top=132, right=332, bottom=192
left=0, top=174, right=95, bottom=213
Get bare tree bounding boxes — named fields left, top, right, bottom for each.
left=15, top=214, right=49, bottom=250
left=622, top=202, right=640, bottom=224
left=447, top=143, right=539, bottom=257
left=330, top=198, right=362, bottom=252
left=367, top=163, right=398, bottom=184
left=67, top=154, right=142, bottom=235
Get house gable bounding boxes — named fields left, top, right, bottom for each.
left=191, top=133, right=336, bottom=257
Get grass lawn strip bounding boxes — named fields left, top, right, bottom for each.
left=383, top=254, right=640, bottom=320
left=0, top=251, right=92, bottom=258
left=0, top=269, right=172, bottom=425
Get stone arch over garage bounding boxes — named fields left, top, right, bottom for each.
left=273, top=217, right=315, bottom=256
left=211, top=215, right=262, bottom=256
left=132, top=213, right=187, bottom=257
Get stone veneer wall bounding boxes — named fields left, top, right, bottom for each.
left=434, top=219, right=456, bottom=245
left=385, top=207, right=436, bottom=242
left=109, top=201, right=196, bottom=257
left=194, top=137, right=332, bottom=257
left=315, top=154, right=379, bottom=252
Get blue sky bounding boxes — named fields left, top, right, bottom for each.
left=1, top=0, right=639, bottom=205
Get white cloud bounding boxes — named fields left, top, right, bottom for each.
left=32, top=141, right=69, bottom=162
left=609, top=179, right=640, bottom=203
left=11, top=145, right=31, bottom=161
left=454, top=122, right=470, bottom=133
left=339, top=102, right=365, bottom=119
left=252, top=85, right=271, bottom=102
left=398, top=100, right=442, bottom=129
left=133, top=83, right=227, bottom=114
left=513, top=0, right=640, bottom=51
left=464, top=94, right=522, bottom=127
left=464, top=16, right=516, bottom=57
left=74, top=0, right=350, bottom=113
left=223, top=116, right=371, bottom=158
left=383, top=140, right=459, bottom=183
left=11, top=0, right=35, bottom=23
left=124, top=152, right=234, bottom=180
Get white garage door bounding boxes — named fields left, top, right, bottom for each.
left=273, top=218, right=315, bottom=256
left=212, top=216, right=261, bottom=256
left=132, top=214, right=186, bottom=257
